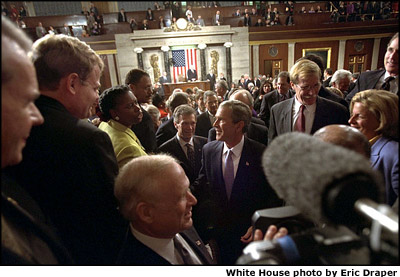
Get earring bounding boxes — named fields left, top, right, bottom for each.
left=115, top=116, right=119, bottom=121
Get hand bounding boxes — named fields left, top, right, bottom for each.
left=240, top=225, right=288, bottom=243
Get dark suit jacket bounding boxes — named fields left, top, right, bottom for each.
left=195, top=112, right=213, bottom=138
left=116, top=226, right=215, bottom=265
left=187, top=69, right=198, bottom=81
left=268, top=96, right=350, bottom=142
left=323, top=76, right=332, bottom=87
left=206, top=73, right=216, bottom=91
left=1, top=174, right=74, bottom=264
left=192, top=138, right=282, bottom=264
left=155, top=116, right=176, bottom=147
left=208, top=121, right=268, bottom=146
left=259, top=89, right=295, bottom=127
left=132, top=107, right=158, bottom=153
left=118, top=12, right=127, bottom=22
left=243, top=15, right=252, bottom=26
left=158, top=135, right=208, bottom=184
left=319, top=85, right=349, bottom=109
left=5, top=95, right=127, bottom=264
left=212, top=14, right=223, bottom=25
left=345, top=69, right=387, bottom=103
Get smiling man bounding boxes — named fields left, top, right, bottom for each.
left=158, top=105, right=207, bottom=184
left=115, top=154, right=215, bottom=265
left=5, top=34, right=127, bottom=264
left=193, top=100, right=282, bottom=264
left=268, top=59, right=349, bottom=142
left=346, top=32, right=399, bottom=102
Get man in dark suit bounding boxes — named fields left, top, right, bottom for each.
left=298, top=54, right=349, bottom=109
left=215, top=79, right=229, bottom=101
left=206, top=70, right=216, bottom=91
left=115, top=155, right=216, bottom=265
left=118, top=8, right=127, bottom=22
left=5, top=34, right=127, bottom=264
left=187, top=66, right=197, bottom=81
left=195, top=90, right=219, bottom=138
left=323, top=68, right=333, bottom=87
left=346, top=32, right=398, bottom=102
left=193, top=100, right=282, bottom=264
left=259, top=71, right=295, bottom=127
left=158, top=71, right=170, bottom=98
left=155, top=92, right=189, bottom=147
left=125, top=69, right=158, bottom=153
left=269, top=59, right=349, bottom=142
left=1, top=16, right=73, bottom=265
left=158, top=105, right=207, bottom=184
left=212, top=10, right=223, bottom=25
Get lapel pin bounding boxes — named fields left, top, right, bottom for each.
left=196, top=240, right=201, bottom=246
left=246, top=162, right=250, bottom=166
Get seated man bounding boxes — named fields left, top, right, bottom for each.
left=114, top=154, right=216, bottom=265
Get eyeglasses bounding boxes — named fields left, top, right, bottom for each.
left=295, top=83, right=321, bottom=92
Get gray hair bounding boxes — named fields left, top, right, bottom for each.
left=219, top=100, right=251, bottom=133
left=173, top=104, right=196, bottom=124
left=229, top=89, right=254, bottom=107
left=216, top=80, right=228, bottom=91
left=145, top=104, right=161, bottom=121
left=330, top=69, right=352, bottom=86
left=114, top=154, right=179, bottom=221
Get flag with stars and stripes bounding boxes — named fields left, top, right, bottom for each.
left=172, top=48, right=198, bottom=83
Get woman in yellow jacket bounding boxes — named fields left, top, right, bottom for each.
left=98, top=85, right=147, bottom=168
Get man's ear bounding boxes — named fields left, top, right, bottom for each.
left=128, top=83, right=135, bottom=93
left=136, top=202, right=154, bottom=224
left=290, top=81, right=296, bottom=90
left=66, top=73, right=80, bottom=95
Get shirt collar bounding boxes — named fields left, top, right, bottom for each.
left=130, top=224, right=176, bottom=264
left=176, top=134, right=194, bottom=147
left=293, top=95, right=317, bottom=113
left=223, top=135, right=245, bottom=157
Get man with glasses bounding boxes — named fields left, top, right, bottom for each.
left=268, top=59, right=349, bottom=142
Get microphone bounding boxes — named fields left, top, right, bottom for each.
left=262, top=132, right=397, bottom=235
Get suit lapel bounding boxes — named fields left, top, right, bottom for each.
left=180, top=227, right=215, bottom=264
left=231, top=138, right=251, bottom=200
left=369, top=70, right=385, bottom=89
left=173, top=137, right=190, bottom=166
left=283, top=99, right=294, bottom=132
left=312, top=97, right=330, bottom=133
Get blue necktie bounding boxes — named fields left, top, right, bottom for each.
left=224, top=150, right=234, bottom=199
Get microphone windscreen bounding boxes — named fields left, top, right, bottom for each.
left=262, top=132, right=383, bottom=224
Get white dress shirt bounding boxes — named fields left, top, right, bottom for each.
left=130, top=224, right=202, bottom=264
left=376, top=71, right=398, bottom=94
left=292, top=96, right=316, bottom=134
left=222, top=135, right=245, bottom=179
left=176, top=134, right=194, bottom=159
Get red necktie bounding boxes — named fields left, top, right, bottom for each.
left=295, top=105, right=305, bottom=132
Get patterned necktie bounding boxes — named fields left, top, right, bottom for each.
left=224, top=150, right=234, bottom=200
left=295, top=105, right=305, bottom=132
left=186, top=143, right=195, bottom=170
left=173, top=236, right=195, bottom=265
left=381, top=76, right=395, bottom=92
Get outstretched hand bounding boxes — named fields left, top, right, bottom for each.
left=241, top=225, right=288, bottom=243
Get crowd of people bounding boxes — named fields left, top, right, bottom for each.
left=1, top=9, right=398, bottom=266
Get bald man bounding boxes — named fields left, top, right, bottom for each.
left=313, top=124, right=371, bottom=158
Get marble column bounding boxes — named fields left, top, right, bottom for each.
left=161, top=46, right=171, bottom=81
left=198, top=43, right=207, bottom=81
left=134, top=47, right=144, bottom=70
left=224, top=42, right=233, bottom=85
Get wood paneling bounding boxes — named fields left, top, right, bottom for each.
left=295, top=41, right=339, bottom=71
left=259, top=44, right=288, bottom=73
left=344, top=39, right=374, bottom=71
left=378, top=37, right=392, bottom=70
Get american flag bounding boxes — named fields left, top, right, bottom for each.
left=172, top=48, right=198, bottom=83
